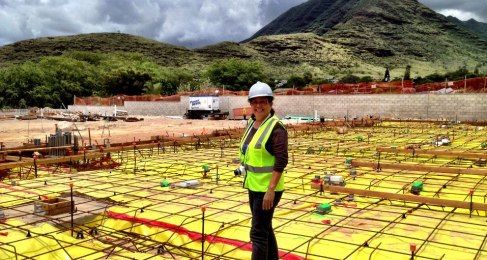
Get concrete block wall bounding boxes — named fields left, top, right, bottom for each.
left=218, top=96, right=251, bottom=118
left=272, top=94, right=486, bottom=121
left=69, top=94, right=487, bottom=121
left=0, top=109, right=29, bottom=116
left=68, top=105, right=123, bottom=115
left=124, top=101, right=184, bottom=116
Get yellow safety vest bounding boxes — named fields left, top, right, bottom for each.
left=239, top=114, right=285, bottom=192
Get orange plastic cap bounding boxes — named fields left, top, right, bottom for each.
left=410, top=243, right=416, bottom=252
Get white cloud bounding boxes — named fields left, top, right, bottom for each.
left=438, top=9, right=486, bottom=22
left=0, top=0, right=297, bottom=47
left=0, top=0, right=485, bottom=48
left=154, top=0, right=263, bottom=47
left=419, top=0, right=486, bottom=22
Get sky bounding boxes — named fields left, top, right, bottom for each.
left=0, top=0, right=485, bottom=48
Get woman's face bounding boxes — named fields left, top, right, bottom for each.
left=250, top=97, right=272, bottom=122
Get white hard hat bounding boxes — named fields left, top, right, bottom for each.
left=248, top=81, right=273, bottom=101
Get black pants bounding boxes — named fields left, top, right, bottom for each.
left=249, top=190, right=283, bottom=260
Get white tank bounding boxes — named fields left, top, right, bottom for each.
left=175, top=180, right=200, bottom=188
left=441, top=138, right=451, bottom=145
left=329, top=175, right=344, bottom=185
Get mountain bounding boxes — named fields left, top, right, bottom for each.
left=1, top=0, right=486, bottom=78
left=0, top=33, right=197, bottom=66
left=247, top=0, right=362, bottom=39
left=246, top=0, right=486, bottom=70
left=446, top=16, right=487, bottom=40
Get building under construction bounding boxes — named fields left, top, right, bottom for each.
left=1, top=115, right=487, bottom=259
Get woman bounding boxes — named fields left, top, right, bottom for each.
left=239, top=81, right=288, bottom=260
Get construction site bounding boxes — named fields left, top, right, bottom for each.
left=1, top=88, right=487, bottom=259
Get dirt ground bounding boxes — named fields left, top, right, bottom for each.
left=0, top=117, right=246, bottom=148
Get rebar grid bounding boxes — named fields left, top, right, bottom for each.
left=1, top=121, right=487, bottom=259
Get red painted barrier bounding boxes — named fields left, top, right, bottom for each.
left=106, top=211, right=304, bottom=260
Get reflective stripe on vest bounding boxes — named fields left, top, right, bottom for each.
left=239, top=118, right=255, bottom=162
left=240, top=118, right=255, bottom=154
left=244, top=164, right=274, bottom=173
left=254, top=118, right=276, bottom=149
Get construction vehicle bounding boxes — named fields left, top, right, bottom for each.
left=185, top=96, right=229, bottom=120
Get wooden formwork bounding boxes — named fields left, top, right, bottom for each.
left=33, top=198, right=71, bottom=216
left=377, top=146, right=487, bottom=160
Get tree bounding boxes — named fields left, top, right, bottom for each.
left=206, top=59, right=265, bottom=90
left=0, top=51, right=186, bottom=107
left=0, top=61, right=47, bottom=107
left=144, top=68, right=194, bottom=95
left=404, top=65, right=411, bottom=80
left=303, top=71, right=313, bottom=84
left=287, top=75, right=307, bottom=89
left=18, top=99, right=27, bottom=109
left=444, top=66, right=470, bottom=81
left=103, top=68, right=151, bottom=95
left=340, top=74, right=360, bottom=83
left=383, top=67, right=390, bottom=82
left=27, top=85, right=53, bottom=108
left=38, top=56, right=99, bottom=106
left=360, top=76, right=374, bottom=83
left=285, top=72, right=313, bottom=90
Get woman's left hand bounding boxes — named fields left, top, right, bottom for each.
left=262, top=190, right=275, bottom=210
